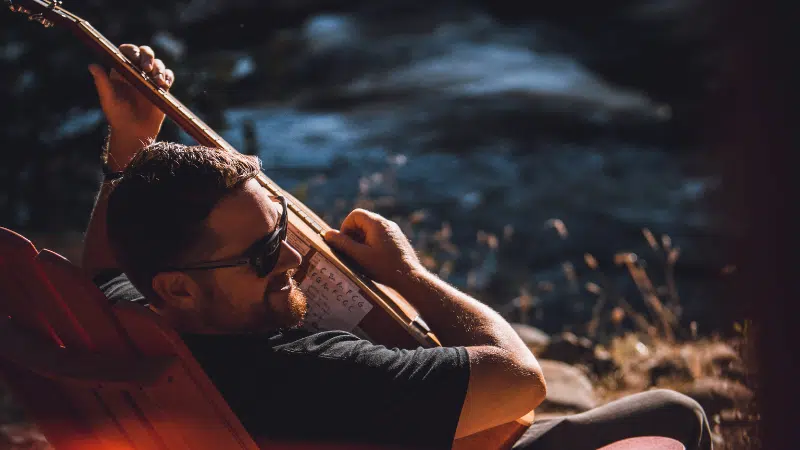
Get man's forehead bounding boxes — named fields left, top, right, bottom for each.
left=204, top=179, right=278, bottom=254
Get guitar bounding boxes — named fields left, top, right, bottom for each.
left=7, top=1, right=533, bottom=448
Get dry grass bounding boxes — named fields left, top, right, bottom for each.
left=382, top=205, right=759, bottom=448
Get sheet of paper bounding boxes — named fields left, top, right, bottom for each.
left=300, top=254, right=373, bottom=332
left=287, top=226, right=373, bottom=332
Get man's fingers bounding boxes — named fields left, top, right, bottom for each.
left=88, top=64, right=115, bottom=109
left=119, top=44, right=140, bottom=62
left=119, top=44, right=173, bottom=88
left=340, top=217, right=366, bottom=242
left=324, top=230, right=368, bottom=258
left=163, top=69, right=175, bottom=89
left=151, top=59, right=166, bottom=85
left=138, top=45, right=155, bottom=72
left=340, top=209, right=382, bottom=237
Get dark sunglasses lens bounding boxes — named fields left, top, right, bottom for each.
left=254, top=236, right=282, bottom=277
left=254, top=197, right=287, bottom=277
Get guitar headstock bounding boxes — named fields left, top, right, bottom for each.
left=6, top=0, right=80, bottom=29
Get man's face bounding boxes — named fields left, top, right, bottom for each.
left=193, top=179, right=306, bottom=333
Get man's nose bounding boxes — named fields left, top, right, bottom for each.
left=274, top=240, right=302, bottom=273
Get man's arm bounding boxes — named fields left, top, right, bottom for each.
left=324, top=209, right=547, bottom=439
left=82, top=132, right=154, bottom=276
left=391, top=269, right=545, bottom=438
left=81, top=45, right=174, bottom=278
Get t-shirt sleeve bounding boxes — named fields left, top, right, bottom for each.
left=192, top=330, right=470, bottom=449
left=93, top=270, right=146, bottom=304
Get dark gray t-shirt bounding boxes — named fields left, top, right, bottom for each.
left=96, top=272, right=470, bottom=449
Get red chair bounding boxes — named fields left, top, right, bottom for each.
left=0, top=226, right=262, bottom=449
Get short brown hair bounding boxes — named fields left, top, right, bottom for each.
left=107, top=142, right=262, bottom=305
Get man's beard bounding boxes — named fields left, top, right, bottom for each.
left=262, top=273, right=308, bottom=332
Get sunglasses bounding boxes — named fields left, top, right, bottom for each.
left=157, top=195, right=288, bottom=278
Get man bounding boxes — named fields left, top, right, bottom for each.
left=82, top=44, right=712, bottom=450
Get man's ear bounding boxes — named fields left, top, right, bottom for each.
left=151, top=271, right=202, bottom=311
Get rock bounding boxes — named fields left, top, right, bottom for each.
left=540, top=332, right=594, bottom=365
left=538, top=359, right=597, bottom=413
left=697, top=342, right=749, bottom=385
left=510, top=323, right=550, bottom=351
left=538, top=332, right=618, bottom=377
left=645, top=354, right=694, bottom=386
left=719, top=360, right=750, bottom=386
left=590, top=346, right=619, bottom=377
left=680, top=378, right=754, bottom=418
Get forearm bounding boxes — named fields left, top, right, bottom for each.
left=396, top=268, right=535, bottom=359
left=81, top=131, right=153, bottom=277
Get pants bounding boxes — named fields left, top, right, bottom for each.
left=512, top=389, right=712, bottom=450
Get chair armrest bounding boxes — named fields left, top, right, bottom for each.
left=0, top=318, right=176, bottom=389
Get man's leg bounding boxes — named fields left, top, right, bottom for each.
left=512, top=389, right=712, bottom=450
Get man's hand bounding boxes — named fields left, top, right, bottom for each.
left=324, top=209, right=423, bottom=288
left=88, top=44, right=174, bottom=169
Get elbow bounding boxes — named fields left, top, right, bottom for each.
left=531, top=365, right=547, bottom=408
left=522, top=358, right=547, bottom=409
